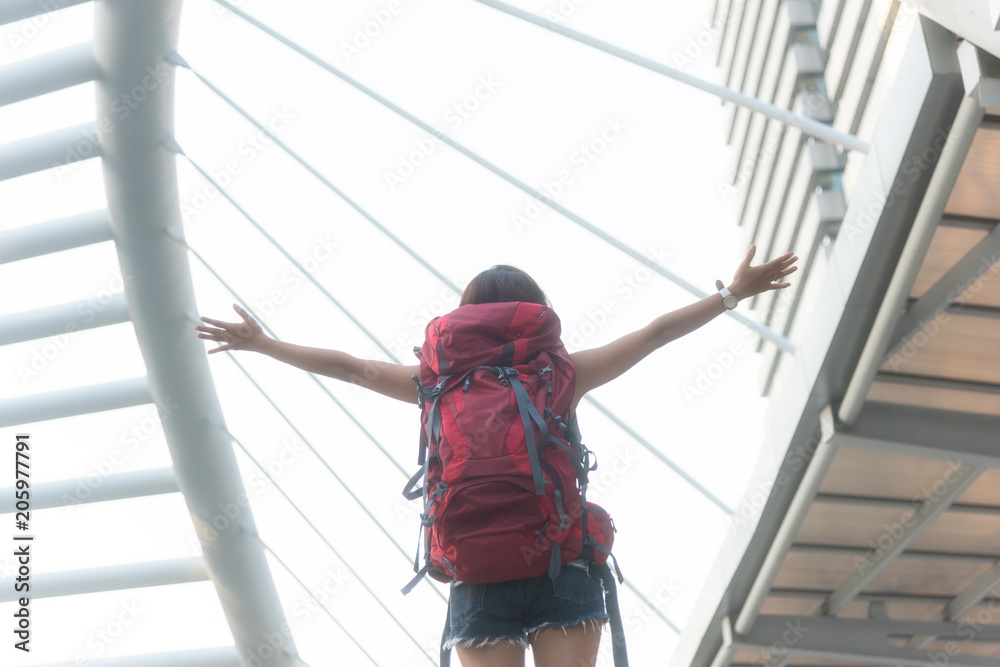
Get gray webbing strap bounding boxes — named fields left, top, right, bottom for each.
left=402, top=462, right=426, bottom=500
left=506, top=371, right=547, bottom=495
left=596, top=561, right=629, bottom=666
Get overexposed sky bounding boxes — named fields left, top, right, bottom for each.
left=0, top=1, right=784, bottom=664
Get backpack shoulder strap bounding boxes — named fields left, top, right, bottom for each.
left=596, top=561, right=629, bottom=667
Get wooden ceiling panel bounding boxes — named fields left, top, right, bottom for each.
left=945, top=126, right=1000, bottom=220
left=819, top=447, right=966, bottom=499
left=880, top=314, right=1000, bottom=385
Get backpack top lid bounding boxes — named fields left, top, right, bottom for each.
left=418, top=301, right=569, bottom=380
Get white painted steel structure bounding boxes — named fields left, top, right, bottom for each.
left=3, top=1, right=997, bottom=666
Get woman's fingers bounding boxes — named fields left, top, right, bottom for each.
left=199, top=315, right=233, bottom=327
left=775, top=265, right=798, bottom=279
left=194, top=325, right=229, bottom=339
left=194, top=312, right=251, bottom=356
left=233, top=303, right=252, bottom=321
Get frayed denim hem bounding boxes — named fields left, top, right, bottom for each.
left=443, top=635, right=531, bottom=650
left=525, top=612, right=609, bottom=641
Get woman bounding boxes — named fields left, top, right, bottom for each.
left=194, top=245, right=797, bottom=667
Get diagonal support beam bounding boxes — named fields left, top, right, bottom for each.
left=823, top=463, right=985, bottom=615
left=886, top=221, right=1000, bottom=360
left=902, top=559, right=1000, bottom=653
left=171, top=75, right=736, bottom=512
left=947, top=560, right=1000, bottom=621
left=475, top=0, right=871, bottom=153
left=469, top=0, right=870, bottom=152
left=204, top=0, right=797, bottom=353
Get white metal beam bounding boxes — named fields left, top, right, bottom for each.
left=947, top=561, right=1000, bottom=620
left=886, top=220, right=1000, bottom=359
left=837, top=91, right=984, bottom=425
left=832, top=401, right=1000, bottom=467
left=0, top=0, right=91, bottom=26
left=0, top=467, right=177, bottom=513
left=0, top=376, right=150, bottom=428
left=0, top=292, right=129, bottom=347
left=0, top=41, right=100, bottom=107
left=0, top=556, right=207, bottom=601
left=770, top=587, right=1000, bottom=607
left=916, top=1, right=1000, bottom=64
left=873, top=370, right=1000, bottom=402
left=0, top=209, right=113, bottom=264
left=467, top=0, right=871, bottom=152
left=93, top=2, right=300, bottom=664
left=791, top=541, right=1000, bottom=564
left=709, top=616, right=738, bottom=667
left=733, top=407, right=838, bottom=635
left=0, top=121, right=101, bottom=181
left=733, top=614, right=1000, bottom=666
left=29, top=647, right=242, bottom=667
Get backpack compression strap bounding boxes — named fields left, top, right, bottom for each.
left=401, top=393, right=444, bottom=595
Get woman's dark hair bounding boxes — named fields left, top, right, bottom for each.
left=460, top=265, right=550, bottom=307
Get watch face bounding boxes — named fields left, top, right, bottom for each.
left=724, top=295, right=737, bottom=309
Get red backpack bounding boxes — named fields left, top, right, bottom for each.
left=400, top=301, right=628, bottom=666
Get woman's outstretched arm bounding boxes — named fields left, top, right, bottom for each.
left=195, top=303, right=419, bottom=404
left=570, top=245, right=798, bottom=406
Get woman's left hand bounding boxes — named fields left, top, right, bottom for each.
left=716, top=245, right=798, bottom=301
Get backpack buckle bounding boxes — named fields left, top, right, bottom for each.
left=412, top=375, right=425, bottom=408
left=430, top=481, right=449, bottom=503
left=499, top=366, right=518, bottom=386
left=429, top=377, right=448, bottom=398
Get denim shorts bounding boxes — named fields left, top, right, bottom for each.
left=443, top=559, right=609, bottom=650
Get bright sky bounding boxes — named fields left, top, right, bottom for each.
left=0, top=1, right=782, bottom=665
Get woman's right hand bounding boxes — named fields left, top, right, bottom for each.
left=194, top=303, right=269, bottom=354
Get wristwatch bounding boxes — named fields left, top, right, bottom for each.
left=719, top=286, right=738, bottom=310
